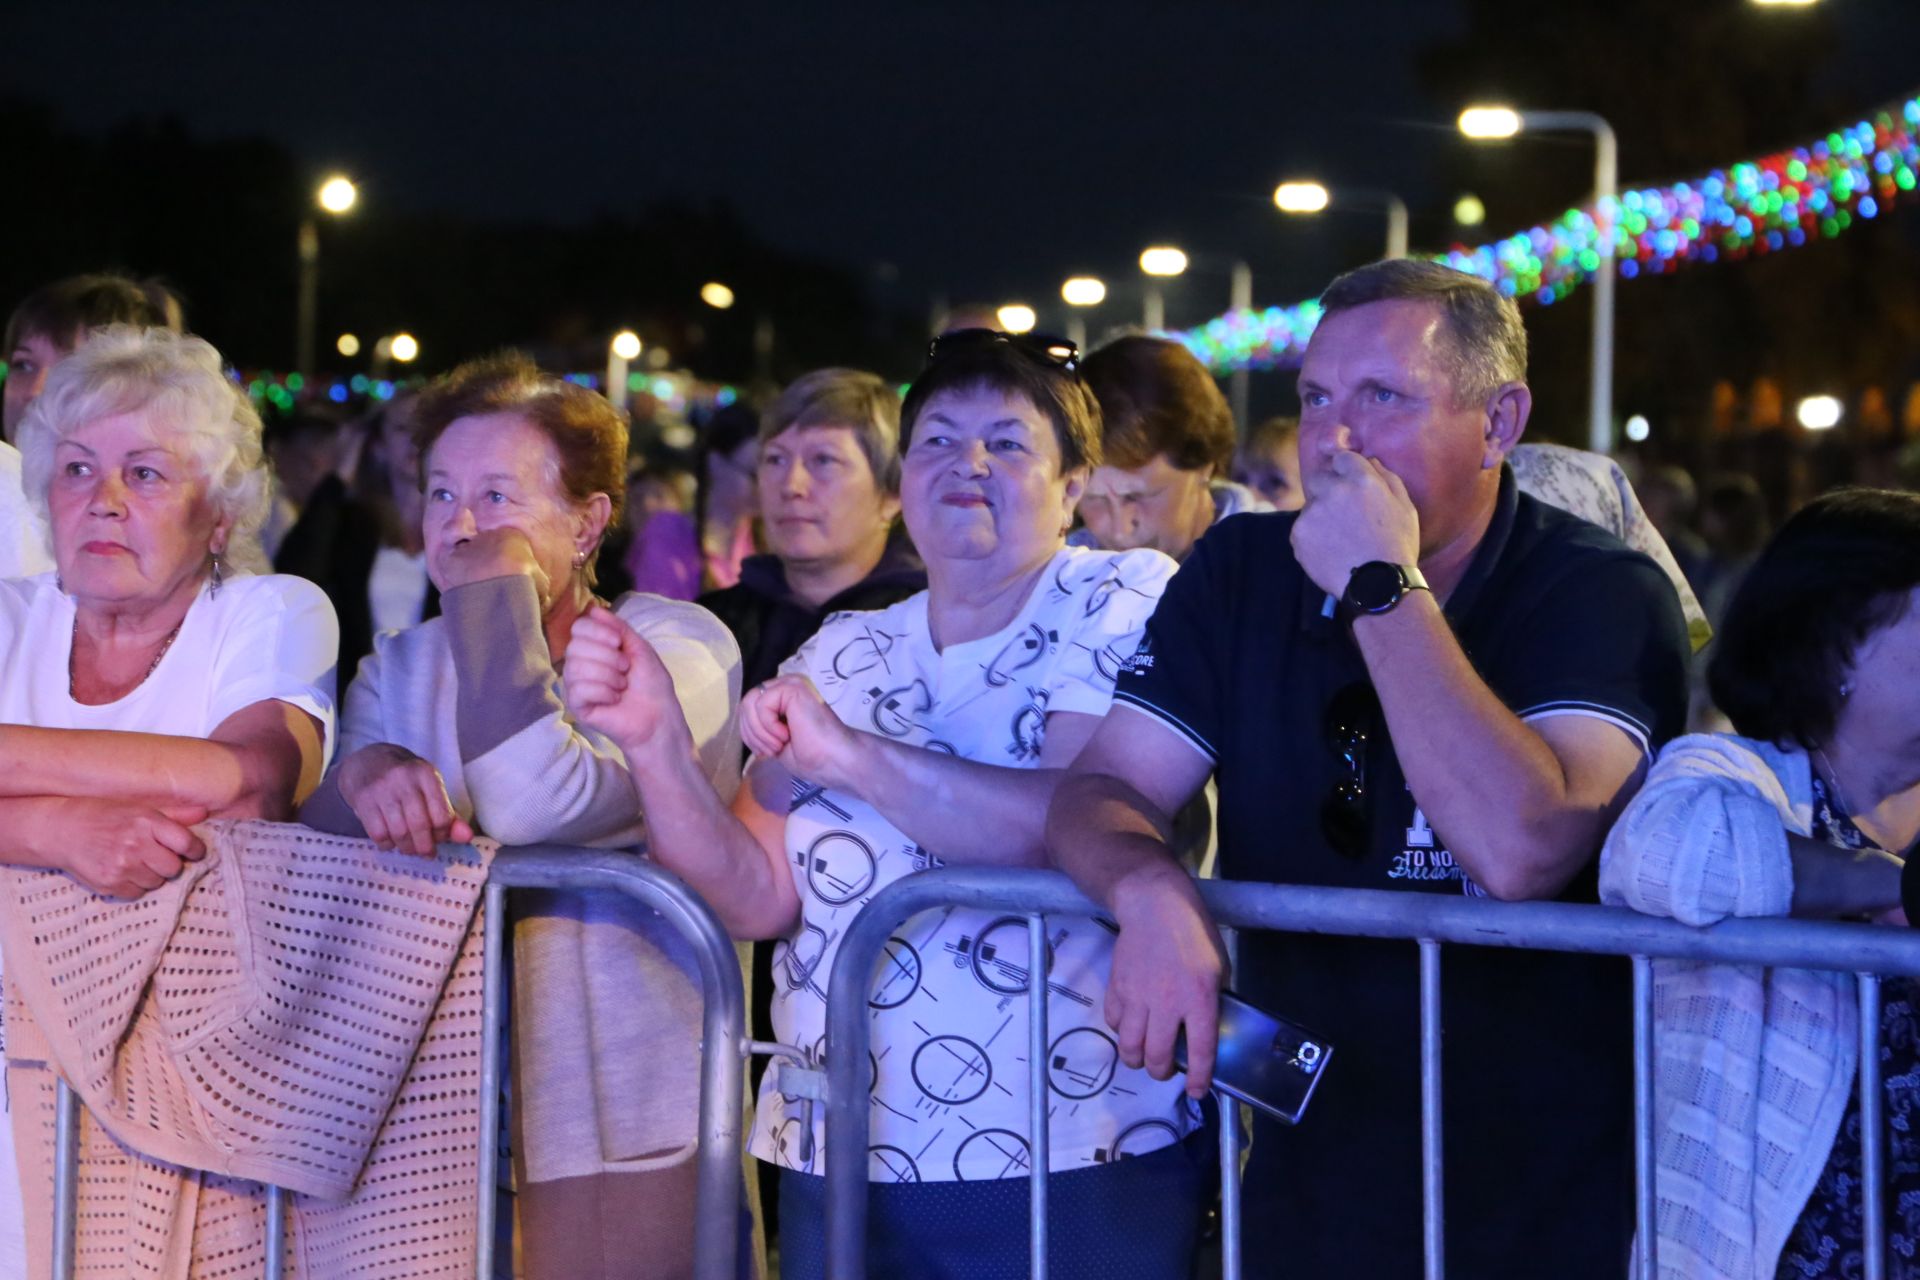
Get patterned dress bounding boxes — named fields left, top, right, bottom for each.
left=1776, top=775, right=1920, bottom=1278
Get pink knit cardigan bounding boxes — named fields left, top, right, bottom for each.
left=0, top=820, right=493, bottom=1280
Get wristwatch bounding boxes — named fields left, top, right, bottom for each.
left=1342, top=561, right=1430, bottom=615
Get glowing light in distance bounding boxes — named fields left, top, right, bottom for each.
left=317, top=176, right=358, bottom=214
left=335, top=333, right=361, bottom=357
left=1139, top=246, right=1189, bottom=277
left=700, top=282, right=736, bottom=310
left=1796, top=395, right=1841, bottom=430
left=996, top=304, right=1037, bottom=334
left=389, top=333, right=420, bottom=363
left=1061, top=277, right=1107, bottom=307
left=1624, top=414, right=1650, bottom=442
left=1752, top=0, right=1818, bottom=6
left=1459, top=106, right=1523, bottom=139
left=1453, top=194, right=1487, bottom=226
left=611, top=330, right=642, bottom=360
left=1273, top=182, right=1331, bottom=214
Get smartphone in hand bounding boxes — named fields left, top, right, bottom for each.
left=1175, top=990, right=1333, bottom=1126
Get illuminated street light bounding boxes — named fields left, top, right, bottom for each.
left=607, top=330, right=643, bottom=412
left=1461, top=105, right=1618, bottom=454
left=1273, top=181, right=1331, bottom=214
left=1138, top=246, right=1187, bottom=329
left=1458, top=106, right=1523, bottom=139
left=389, top=333, right=419, bottom=363
left=317, top=175, right=358, bottom=214
left=1274, top=180, right=1408, bottom=259
left=297, top=174, right=360, bottom=375
left=1796, top=395, right=1842, bottom=430
left=1624, top=414, right=1650, bottom=443
left=336, top=333, right=361, bottom=358
left=611, top=330, right=642, bottom=361
left=1138, top=246, right=1188, bottom=277
left=996, top=304, right=1037, bottom=335
left=700, top=282, right=736, bottom=310
left=1453, top=194, right=1487, bottom=227
left=1752, top=0, right=1818, bottom=6
left=1061, top=277, right=1106, bottom=307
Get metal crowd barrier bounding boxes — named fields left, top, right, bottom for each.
left=51, top=844, right=747, bottom=1280
left=820, top=867, right=1920, bottom=1280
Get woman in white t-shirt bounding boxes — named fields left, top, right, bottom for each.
left=0, top=327, right=338, bottom=1273
left=567, top=331, right=1211, bottom=1280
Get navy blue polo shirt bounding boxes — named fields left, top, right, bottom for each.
left=1113, top=468, right=1689, bottom=1277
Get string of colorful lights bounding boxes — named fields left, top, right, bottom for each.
left=1176, top=91, right=1920, bottom=373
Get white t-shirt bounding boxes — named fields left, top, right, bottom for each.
left=0, top=571, right=339, bottom=1268
left=0, top=443, right=52, bottom=581
left=367, top=545, right=431, bottom=635
left=748, top=546, right=1200, bottom=1183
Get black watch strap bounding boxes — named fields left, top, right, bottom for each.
left=1342, top=561, right=1430, bottom=615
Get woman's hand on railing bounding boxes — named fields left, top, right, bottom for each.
left=20, top=796, right=208, bottom=899
left=336, top=744, right=474, bottom=856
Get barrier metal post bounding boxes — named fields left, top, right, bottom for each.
left=1860, top=972, right=1886, bottom=1280
left=821, top=867, right=1920, bottom=1280
left=1028, top=912, right=1051, bottom=1280
left=1218, top=1093, right=1243, bottom=1280
left=1418, top=939, right=1444, bottom=1280
left=1632, top=955, right=1657, bottom=1279
left=476, top=882, right=509, bottom=1280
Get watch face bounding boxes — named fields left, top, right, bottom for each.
left=1345, top=561, right=1405, bottom=613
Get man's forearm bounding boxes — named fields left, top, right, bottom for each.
left=1047, top=771, right=1187, bottom=910
left=1350, top=594, right=1603, bottom=899
left=835, top=733, right=1060, bottom=867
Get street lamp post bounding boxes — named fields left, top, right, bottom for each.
left=1060, top=276, right=1106, bottom=351
left=1138, top=246, right=1187, bottom=330
left=296, top=176, right=357, bottom=378
left=1273, top=180, right=1410, bottom=260
left=1460, top=106, right=1619, bottom=454
left=608, top=330, right=642, bottom=413
left=1228, top=261, right=1254, bottom=433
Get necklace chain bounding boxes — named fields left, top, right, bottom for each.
left=69, top=617, right=185, bottom=699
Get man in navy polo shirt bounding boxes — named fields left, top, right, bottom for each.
left=1047, top=258, right=1689, bottom=1276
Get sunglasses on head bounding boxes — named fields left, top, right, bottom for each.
left=1320, top=681, right=1381, bottom=860
left=926, top=328, right=1080, bottom=373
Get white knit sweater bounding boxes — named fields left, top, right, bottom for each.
left=1600, top=733, right=1855, bottom=1280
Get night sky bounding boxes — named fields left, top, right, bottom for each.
left=5, top=1, right=1915, bottom=337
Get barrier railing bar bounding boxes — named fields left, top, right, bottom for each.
left=1860, top=972, right=1885, bottom=1280
left=1029, top=912, right=1050, bottom=1280
left=1418, top=939, right=1444, bottom=1280
left=1218, top=1094, right=1242, bottom=1280
left=47, top=847, right=743, bottom=1280
left=825, top=868, right=1920, bottom=1280
left=51, top=1079, right=78, bottom=1280
left=475, top=881, right=508, bottom=1280
left=1632, top=955, right=1657, bottom=1280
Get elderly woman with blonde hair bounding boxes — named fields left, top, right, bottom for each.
left=0, top=326, right=339, bottom=1272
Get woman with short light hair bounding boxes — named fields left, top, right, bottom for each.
left=0, top=325, right=339, bottom=1273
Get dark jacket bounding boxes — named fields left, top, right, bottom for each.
left=698, top=530, right=926, bottom=694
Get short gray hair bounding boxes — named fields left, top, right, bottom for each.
left=17, top=326, right=272, bottom=572
left=1317, top=259, right=1528, bottom=408
left=760, top=367, right=903, bottom=493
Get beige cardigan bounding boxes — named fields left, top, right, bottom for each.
left=0, top=819, right=493, bottom=1280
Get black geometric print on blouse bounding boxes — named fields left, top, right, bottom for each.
left=788, top=776, right=852, bottom=820
left=984, top=623, right=1056, bottom=687
left=1009, top=687, right=1050, bottom=760
left=952, top=1127, right=1032, bottom=1181
left=1047, top=1025, right=1120, bottom=1099
left=868, top=678, right=935, bottom=737
left=830, top=625, right=901, bottom=681
left=1096, top=1118, right=1184, bottom=1163
left=943, top=916, right=1096, bottom=1008
left=803, top=829, right=879, bottom=905
left=870, top=936, right=924, bottom=1009
left=869, top=1145, right=921, bottom=1183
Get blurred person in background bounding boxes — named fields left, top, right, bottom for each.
left=0, top=328, right=338, bottom=1274
left=629, top=402, right=760, bottom=598
left=1602, top=488, right=1920, bottom=1280
left=272, top=391, right=440, bottom=704
left=2, top=273, right=184, bottom=578
left=1230, top=414, right=1304, bottom=512
left=1639, top=464, right=1711, bottom=592
left=297, top=353, right=750, bottom=1280
left=1075, top=334, right=1269, bottom=561
left=1699, top=474, right=1773, bottom=630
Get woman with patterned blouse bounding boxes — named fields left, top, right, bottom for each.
left=566, top=330, right=1214, bottom=1280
